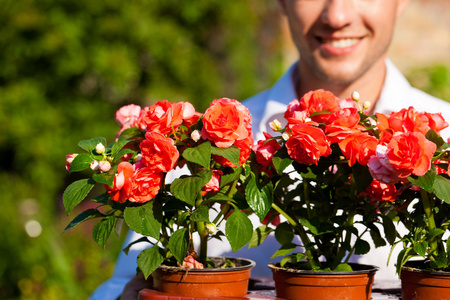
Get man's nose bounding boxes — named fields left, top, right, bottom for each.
left=320, top=0, right=357, bottom=29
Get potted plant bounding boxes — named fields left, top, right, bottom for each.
left=370, top=107, right=450, bottom=300
left=249, top=89, right=448, bottom=300
left=62, top=98, right=267, bottom=298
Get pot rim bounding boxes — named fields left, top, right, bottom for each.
left=158, top=256, right=256, bottom=273
left=401, top=260, right=450, bottom=276
left=268, top=262, right=379, bottom=275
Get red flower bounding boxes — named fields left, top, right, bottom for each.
left=201, top=98, right=252, bottom=148
left=377, top=107, right=448, bottom=136
left=201, top=169, right=223, bottom=196
left=360, top=180, right=398, bottom=202
left=367, top=145, right=401, bottom=184
left=213, top=134, right=253, bottom=167
left=140, top=132, right=179, bottom=173
left=115, top=104, right=142, bottom=137
left=325, top=108, right=365, bottom=144
left=128, top=167, right=163, bottom=203
left=338, top=132, right=377, bottom=166
left=142, top=100, right=196, bottom=136
left=386, top=132, right=437, bottom=178
left=106, top=162, right=135, bottom=203
left=284, top=99, right=317, bottom=127
left=434, top=159, right=449, bottom=175
left=255, top=132, right=281, bottom=167
left=286, top=124, right=331, bottom=165
left=299, top=89, right=340, bottom=123
left=262, top=212, right=281, bottom=226
left=425, top=112, right=449, bottom=133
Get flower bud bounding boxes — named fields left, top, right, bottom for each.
left=65, top=154, right=78, bottom=171
left=191, top=130, right=201, bottom=142
left=282, top=132, right=290, bottom=141
left=269, top=119, right=283, bottom=132
left=362, top=101, right=371, bottom=111
left=351, top=91, right=360, bottom=102
left=90, top=160, right=100, bottom=172
left=205, top=223, right=217, bottom=235
left=99, top=160, right=111, bottom=173
left=95, top=143, right=105, bottom=154
left=134, top=153, right=143, bottom=162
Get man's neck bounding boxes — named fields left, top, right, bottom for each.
left=294, top=58, right=387, bottom=113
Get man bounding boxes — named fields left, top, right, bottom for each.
left=91, top=0, right=450, bottom=299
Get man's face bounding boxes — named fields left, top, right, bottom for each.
left=279, top=0, right=409, bottom=86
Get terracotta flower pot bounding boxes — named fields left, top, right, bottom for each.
left=268, top=263, right=378, bottom=300
left=401, top=260, right=450, bottom=300
left=140, top=257, right=255, bottom=299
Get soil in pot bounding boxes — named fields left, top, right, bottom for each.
left=401, top=260, right=450, bottom=300
left=145, top=257, right=256, bottom=298
left=269, top=263, right=378, bottom=300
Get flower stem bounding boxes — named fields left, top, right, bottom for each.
left=195, top=192, right=208, bottom=262
left=271, top=202, right=318, bottom=268
left=420, top=189, right=438, bottom=258
left=303, top=181, right=311, bottom=218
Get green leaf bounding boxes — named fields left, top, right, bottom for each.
left=271, top=242, right=297, bottom=260
left=182, top=141, right=212, bottom=169
left=275, top=222, right=294, bottom=245
left=433, top=175, right=450, bottom=203
left=425, top=129, right=445, bottom=148
left=93, top=215, right=117, bottom=248
left=334, top=263, right=353, bottom=272
left=249, top=225, right=273, bottom=248
left=69, top=153, right=94, bottom=172
left=369, top=225, right=387, bottom=248
left=211, top=145, right=240, bottom=167
left=190, top=205, right=210, bottom=222
left=92, top=169, right=116, bottom=187
left=92, top=192, right=111, bottom=204
left=245, top=174, right=273, bottom=221
left=300, top=218, right=318, bottom=235
left=408, top=167, right=436, bottom=193
left=63, top=208, right=104, bottom=233
left=111, top=138, right=132, bottom=157
left=381, top=215, right=397, bottom=245
left=113, top=148, right=136, bottom=163
left=220, top=167, right=242, bottom=188
left=78, top=137, right=107, bottom=153
left=430, top=253, right=448, bottom=269
left=62, top=179, right=96, bottom=215
left=123, top=237, right=150, bottom=255
left=124, top=201, right=162, bottom=239
left=225, top=210, right=253, bottom=252
left=447, top=238, right=450, bottom=258
left=168, top=228, right=190, bottom=264
left=428, top=228, right=445, bottom=239
left=272, top=147, right=293, bottom=174
left=413, top=241, right=428, bottom=257
left=352, top=163, right=373, bottom=194
left=354, top=239, right=370, bottom=255
left=170, top=170, right=212, bottom=206
left=119, top=127, right=145, bottom=140
left=137, top=246, right=165, bottom=279
left=280, top=252, right=306, bottom=267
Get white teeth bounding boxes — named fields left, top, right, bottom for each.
left=323, top=38, right=359, bottom=48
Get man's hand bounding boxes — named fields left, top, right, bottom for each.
left=119, top=272, right=152, bottom=300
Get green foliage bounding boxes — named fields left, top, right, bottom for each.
left=407, top=64, right=450, bottom=103
left=0, top=0, right=284, bottom=298
left=225, top=210, right=254, bottom=252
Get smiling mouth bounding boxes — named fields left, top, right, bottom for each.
left=319, top=38, right=361, bottom=48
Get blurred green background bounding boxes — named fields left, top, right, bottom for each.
left=1, top=0, right=449, bottom=299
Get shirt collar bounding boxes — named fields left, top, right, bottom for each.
left=375, top=59, right=412, bottom=114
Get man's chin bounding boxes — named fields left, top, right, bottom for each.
left=313, top=61, right=370, bottom=86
